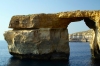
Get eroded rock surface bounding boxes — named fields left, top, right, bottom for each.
left=9, top=14, right=70, bottom=29
left=59, top=10, right=100, bottom=59
left=4, top=28, right=69, bottom=59
left=4, top=10, right=100, bottom=59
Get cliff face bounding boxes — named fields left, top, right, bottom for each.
left=9, top=14, right=70, bottom=29
left=69, top=29, right=93, bottom=42
left=4, top=10, right=100, bottom=59
left=4, top=29, right=69, bottom=59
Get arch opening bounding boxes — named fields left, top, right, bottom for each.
left=67, top=17, right=100, bottom=59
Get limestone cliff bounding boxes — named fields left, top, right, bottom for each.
left=69, top=29, right=93, bottom=42
left=4, top=29, right=69, bottom=59
left=4, top=10, right=100, bottom=59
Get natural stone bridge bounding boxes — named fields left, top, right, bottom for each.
left=4, top=10, right=100, bottom=60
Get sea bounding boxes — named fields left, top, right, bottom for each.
left=0, top=40, right=100, bottom=66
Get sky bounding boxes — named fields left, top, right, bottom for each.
left=0, top=0, right=100, bottom=40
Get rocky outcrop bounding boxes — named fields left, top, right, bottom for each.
left=69, top=29, right=93, bottom=42
left=4, top=10, right=100, bottom=59
left=9, top=14, right=70, bottom=29
left=4, top=29, right=69, bottom=59
left=59, top=10, right=100, bottom=59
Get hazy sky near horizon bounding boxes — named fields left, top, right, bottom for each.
left=0, top=0, right=100, bottom=40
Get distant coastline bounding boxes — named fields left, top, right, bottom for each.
left=69, top=29, right=93, bottom=42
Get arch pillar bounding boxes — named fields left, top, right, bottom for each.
left=87, top=16, right=100, bottom=59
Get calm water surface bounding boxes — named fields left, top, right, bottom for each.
left=0, top=41, right=100, bottom=66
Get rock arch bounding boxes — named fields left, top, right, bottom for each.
left=4, top=10, right=100, bottom=59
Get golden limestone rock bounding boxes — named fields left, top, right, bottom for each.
left=4, top=28, right=69, bottom=59
left=9, top=14, right=70, bottom=29
left=4, top=10, right=100, bottom=59
left=59, top=10, right=100, bottom=18
left=9, top=10, right=100, bottom=29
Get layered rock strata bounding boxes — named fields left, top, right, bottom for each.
left=4, top=14, right=70, bottom=60
left=4, top=10, right=100, bottom=59
left=69, top=29, right=93, bottom=42
left=4, top=29, right=69, bottom=59
left=59, top=10, right=100, bottom=59
left=9, top=14, right=70, bottom=29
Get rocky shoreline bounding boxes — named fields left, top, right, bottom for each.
left=69, top=29, right=93, bottom=42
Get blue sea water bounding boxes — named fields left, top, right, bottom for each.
left=0, top=41, right=100, bottom=66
